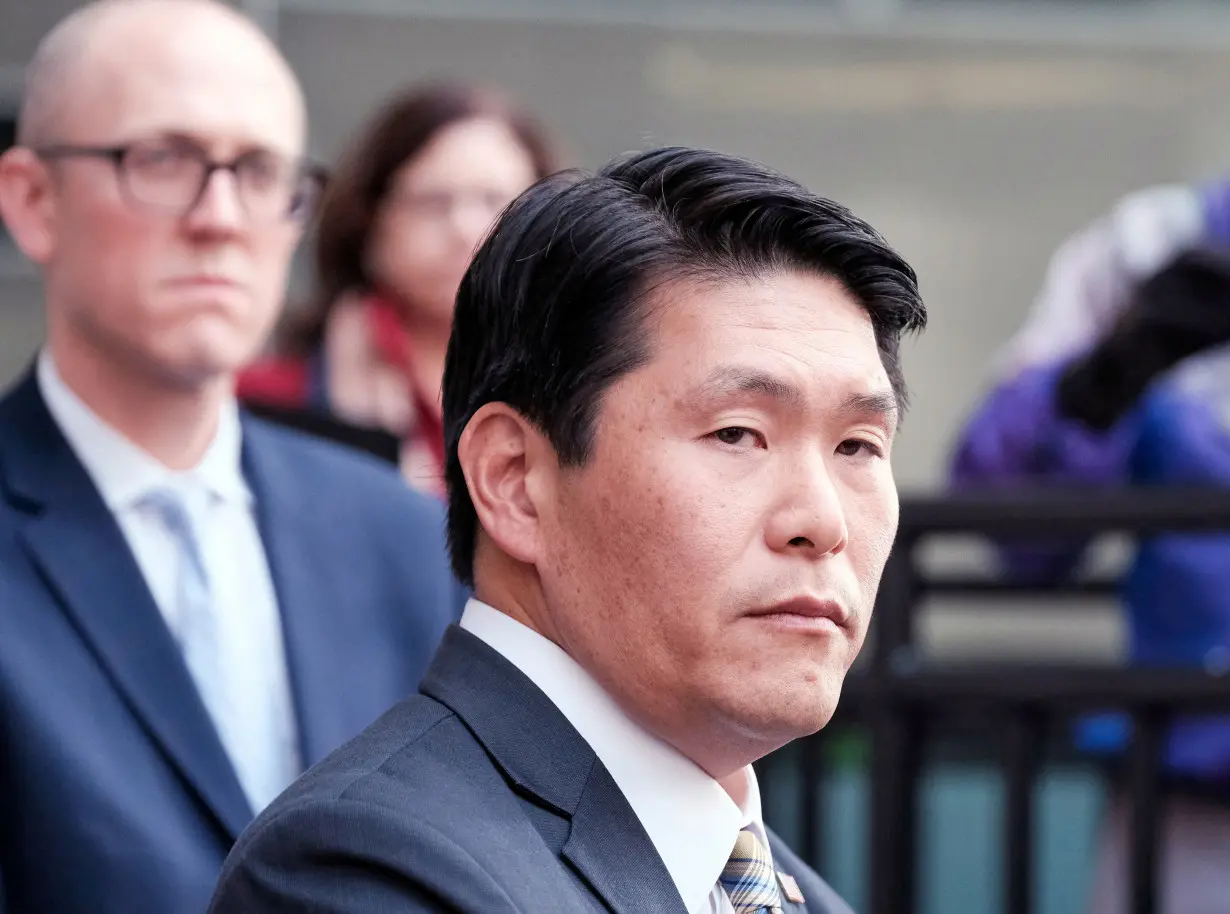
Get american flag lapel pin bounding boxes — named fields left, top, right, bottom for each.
left=777, top=872, right=806, bottom=904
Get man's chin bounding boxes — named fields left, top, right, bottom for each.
left=724, top=687, right=844, bottom=746
left=151, top=348, right=247, bottom=391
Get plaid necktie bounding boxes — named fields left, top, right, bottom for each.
left=720, top=828, right=783, bottom=914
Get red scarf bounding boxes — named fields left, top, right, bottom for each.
left=364, top=294, right=446, bottom=469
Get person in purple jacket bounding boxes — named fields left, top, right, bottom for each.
left=951, top=179, right=1230, bottom=914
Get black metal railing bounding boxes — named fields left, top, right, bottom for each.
left=770, top=489, right=1230, bottom=914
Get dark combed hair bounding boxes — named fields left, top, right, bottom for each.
left=443, top=145, right=926, bottom=585
left=281, top=82, right=557, bottom=355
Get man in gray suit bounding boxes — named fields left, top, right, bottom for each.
left=210, top=146, right=927, bottom=914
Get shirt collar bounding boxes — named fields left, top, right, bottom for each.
left=37, top=349, right=250, bottom=509
left=460, top=598, right=767, bottom=914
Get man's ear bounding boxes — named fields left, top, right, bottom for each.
left=457, top=403, right=556, bottom=569
left=0, top=147, right=57, bottom=265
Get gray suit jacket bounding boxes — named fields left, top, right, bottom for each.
left=209, top=626, right=856, bottom=913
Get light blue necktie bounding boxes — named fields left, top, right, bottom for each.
left=142, top=488, right=249, bottom=803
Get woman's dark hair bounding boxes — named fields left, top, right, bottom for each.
left=282, top=82, right=558, bottom=355
left=443, top=145, right=928, bottom=586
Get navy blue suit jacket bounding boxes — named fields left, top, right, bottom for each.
left=209, top=626, right=856, bottom=913
left=0, top=370, right=462, bottom=914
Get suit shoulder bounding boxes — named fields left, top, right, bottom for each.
left=214, top=753, right=517, bottom=912
left=242, top=416, right=441, bottom=520
left=265, top=694, right=478, bottom=814
left=230, top=790, right=511, bottom=880
left=242, top=413, right=398, bottom=482
left=216, top=696, right=517, bottom=910
left=259, top=693, right=520, bottom=847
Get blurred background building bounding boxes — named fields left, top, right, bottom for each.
left=6, top=2, right=1230, bottom=910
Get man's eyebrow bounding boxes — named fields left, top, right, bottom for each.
left=692, top=367, right=900, bottom=426
left=692, top=367, right=806, bottom=410
left=841, top=390, right=901, bottom=428
left=148, top=130, right=292, bottom=159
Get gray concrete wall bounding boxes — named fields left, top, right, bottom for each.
left=277, top=8, right=1230, bottom=495
left=5, top=4, right=1230, bottom=492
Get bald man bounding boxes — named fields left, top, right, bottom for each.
left=0, top=3, right=461, bottom=912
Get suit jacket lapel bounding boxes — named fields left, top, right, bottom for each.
left=421, top=627, right=687, bottom=914
left=561, top=762, right=688, bottom=914
left=766, top=829, right=852, bottom=914
left=0, top=373, right=253, bottom=839
left=241, top=420, right=350, bottom=768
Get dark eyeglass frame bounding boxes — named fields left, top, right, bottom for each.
left=33, top=140, right=329, bottom=221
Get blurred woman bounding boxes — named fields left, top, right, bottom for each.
left=239, top=83, right=557, bottom=495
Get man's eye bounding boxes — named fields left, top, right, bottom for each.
left=129, top=145, right=191, bottom=172
left=836, top=438, right=884, bottom=458
left=712, top=427, right=763, bottom=448
left=238, top=156, right=283, bottom=190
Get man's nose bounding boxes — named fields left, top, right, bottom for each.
left=766, top=456, right=849, bottom=557
left=185, top=168, right=246, bottom=232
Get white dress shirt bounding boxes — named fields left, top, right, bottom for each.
left=460, top=598, right=776, bottom=914
left=38, top=350, right=300, bottom=813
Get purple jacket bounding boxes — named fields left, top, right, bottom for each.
left=951, top=179, right=1230, bottom=781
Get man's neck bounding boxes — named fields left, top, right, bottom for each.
left=47, top=341, right=228, bottom=471
left=471, top=551, right=774, bottom=784
left=471, top=587, right=769, bottom=793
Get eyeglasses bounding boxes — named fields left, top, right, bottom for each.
left=34, top=137, right=328, bottom=222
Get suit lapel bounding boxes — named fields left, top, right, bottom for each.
left=561, top=763, right=688, bottom=914
left=0, top=373, right=253, bottom=839
left=420, top=627, right=687, bottom=914
left=241, top=420, right=350, bottom=768
left=766, top=829, right=851, bottom=914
